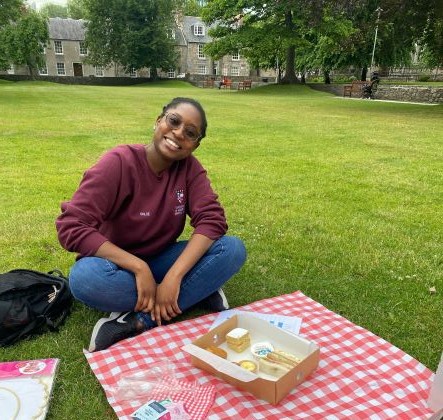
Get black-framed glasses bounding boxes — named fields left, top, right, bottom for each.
left=164, top=113, right=201, bottom=143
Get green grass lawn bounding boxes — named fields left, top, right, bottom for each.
left=1, top=80, right=442, bottom=419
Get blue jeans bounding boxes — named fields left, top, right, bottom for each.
left=69, top=236, right=246, bottom=329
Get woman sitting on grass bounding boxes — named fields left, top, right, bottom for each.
left=56, top=97, right=247, bottom=352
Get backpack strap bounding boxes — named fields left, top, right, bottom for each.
left=47, top=269, right=68, bottom=281
left=44, top=270, right=71, bottom=329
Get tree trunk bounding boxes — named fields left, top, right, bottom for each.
left=323, top=70, right=331, bottom=84
left=280, top=10, right=298, bottom=84
left=300, top=73, right=306, bottom=84
left=361, top=66, right=368, bottom=81
left=281, top=45, right=298, bottom=83
left=28, top=64, right=37, bottom=79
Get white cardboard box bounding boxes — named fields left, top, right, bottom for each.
left=183, top=314, right=320, bottom=405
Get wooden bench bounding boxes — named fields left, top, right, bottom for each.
left=220, top=78, right=232, bottom=89
left=202, top=79, right=215, bottom=88
left=237, top=80, right=252, bottom=90
left=343, top=80, right=368, bottom=98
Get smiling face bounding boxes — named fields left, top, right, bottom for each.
left=152, top=102, right=202, bottom=162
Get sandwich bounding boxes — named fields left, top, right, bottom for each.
left=258, top=350, right=301, bottom=377
left=266, top=350, right=301, bottom=367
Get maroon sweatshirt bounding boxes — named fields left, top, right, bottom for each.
left=56, top=144, right=227, bottom=258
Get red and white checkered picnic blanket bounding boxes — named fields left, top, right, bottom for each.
left=85, top=291, right=435, bottom=419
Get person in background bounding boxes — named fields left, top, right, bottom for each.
left=371, top=71, right=380, bottom=82
left=217, top=76, right=229, bottom=89
left=56, top=97, right=247, bottom=352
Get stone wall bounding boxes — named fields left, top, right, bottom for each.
left=376, top=85, right=442, bottom=103
left=308, top=83, right=442, bottom=104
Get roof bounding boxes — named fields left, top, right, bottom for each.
left=173, top=26, right=186, bottom=47
left=49, top=17, right=86, bottom=41
left=47, top=16, right=211, bottom=45
left=182, top=16, right=212, bottom=43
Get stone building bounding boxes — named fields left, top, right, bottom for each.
left=2, top=16, right=275, bottom=81
left=44, top=18, right=93, bottom=77
left=42, top=18, right=146, bottom=78
left=170, top=15, right=251, bottom=78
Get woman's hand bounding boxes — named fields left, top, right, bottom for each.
left=152, top=274, right=182, bottom=326
left=134, top=268, right=157, bottom=313
left=151, top=234, right=214, bottom=325
left=94, top=241, right=157, bottom=313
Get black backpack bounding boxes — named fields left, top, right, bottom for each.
left=0, top=269, right=73, bottom=346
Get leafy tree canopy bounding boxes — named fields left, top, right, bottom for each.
left=67, top=0, right=88, bottom=19
left=0, top=0, right=25, bottom=69
left=202, top=0, right=365, bottom=83
left=0, top=0, right=24, bottom=26
left=416, top=1, right=443, bottom=68
left=202, top=0, right=441, bottom=83
left=180, top=0, right=202, bottom=16
left=39, top=3, right=68, bottom=18
left=338, top=0, right=441, bottom=79
left=0, top=9, right=48, bottom=75
left=84, top=0, right=178, bottom=76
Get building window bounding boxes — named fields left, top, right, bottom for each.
left=56, top=62, right=65, bottom=75
left=167, top=69, right=175, bottom=78
left=222, top=66, right=228, bottom=76
left=39, top=65, right=48, bottom=75
left=197, top=44, right=205, bottom=59
left=232, top=51, right=240, bottom=61
left=95, top=66, right=104, bottom=77
left=213, top=62, right=219, bottom=75
left=231, top=66, right=239, bottom=76
left=54, top=40, right=63, bottom=54
left=79, top=41, right=88, bottom=55
left=129, top=68, right=137, bottom=78
left=193, top=24, right=204, bottom=36
left=197, top=64, right=207, bottom=75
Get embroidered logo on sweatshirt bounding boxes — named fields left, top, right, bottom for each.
left=174, top=189, right=185, bottom=215
left=176, top=189, right=184, bottom=204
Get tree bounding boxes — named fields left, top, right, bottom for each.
left=202, top=1, right=299, bottom=83
left=181, top=0, right=203, bottom=16
left=0, top=0, right=24, bottom=69
left=40, top=3, right=68, bottom=18
left=202, top=0, right=364, bottom=84
left=1, top=10, right=48, bottom=76
left=337, top=0, right=441, bottom=80
left=300, top=11, right=356, bottom=83
left=417, top=1, right=443, bottom=72
left=84, top=0, right=178, bottom=77
left=67, top=0, right=88, bottom=19
left=0, top=0, right=23, bottom=26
